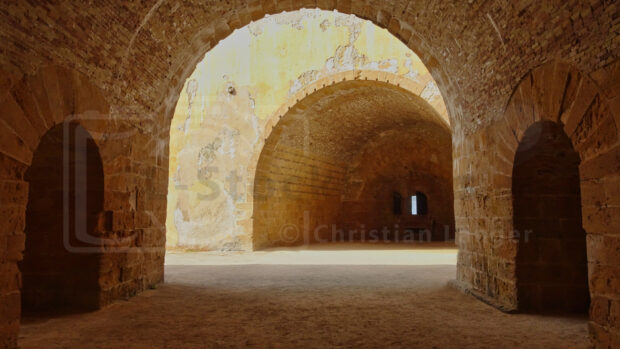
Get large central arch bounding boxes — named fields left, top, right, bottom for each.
left=166, top=10, right=450, bottom=251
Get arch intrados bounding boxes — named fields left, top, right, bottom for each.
left=263, top=70, right=450, bottom=132
left=501, top=61, right=619, bottom=165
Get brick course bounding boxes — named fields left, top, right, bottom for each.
left=0, top=1, right=618, bottom=347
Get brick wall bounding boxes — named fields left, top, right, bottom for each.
left=339, top=128, right=454, bottom=242
left=254, top=144, right=346, bottom=247
left=454, top=61, right=620, bottom=347
left=0, top=1, right=617, bottom=347
left=0, top=66, right=166, bottom=347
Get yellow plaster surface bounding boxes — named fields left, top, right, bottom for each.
left=167, top=9, right=447, bottom=250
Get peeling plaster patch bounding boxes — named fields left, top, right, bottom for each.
left=289, top=75, right=304, bottom=95
left=248, top=94, right=256, bottom=109
left=246, top=97, right=261, bottom=148
left=173, top=81, right=261, bottom=250
left=186, top=79, right=198, bottom=105
left=198, top=138, right=222, bottom=168
left=287, top=10, right=421, bottom=99
left=334, top=45, right=366, bottom=70
left=276, top=15, right=304, bottom=30
left=200, top=95, right=206, bottom=123
left=335, top=13, right=362, bottom=44
left=251, top=8, right=323, bottom=35
left=421, top=81, right=441, bottom=102
left=404, top=59, right=421, bottom=81
left=221, top=239, right=242, bottom=251
left=173, top=163, right=182, bottom=186
left=290, top=70, right=321, bottom=95
left=220, top=127, right=241, bottom=157
left=320, top=19, right=330, bottom=31
left=180, top=79, right=198, bottom=132
left=248, top=22, right=263, bottom=36
left=175, top=207, right=189, bottom=224
left=364, top=58, right=398, bottom=74
left=274, top=8, right=319, bottom=30
left=324, top=44, right=367, bottom=73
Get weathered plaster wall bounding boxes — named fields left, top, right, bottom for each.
left=167, top=9, right=448, bottom=251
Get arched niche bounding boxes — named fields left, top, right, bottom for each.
left=21, top=121, right=104, bottom=313
left=512, top=121, right=589, bottom=313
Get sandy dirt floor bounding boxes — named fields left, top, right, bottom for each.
left=19, top=243, right=589, bottom=348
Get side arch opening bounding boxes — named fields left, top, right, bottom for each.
left=513, top=121, right=589, bottom=314
left=20, top=121, right=104, bottom=314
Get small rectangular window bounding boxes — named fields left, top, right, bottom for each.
left=393, top=192, right=402, bottom=215
left=411, top=195, right=418, bottom=215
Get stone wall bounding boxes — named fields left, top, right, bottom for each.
left=454, top=61, right=620, bottom=347
left=254, top=144, right=346, bottom=247
left=0, top=1, right=618, bottom=347
left=0, top=66, right=166, bottom=347
left=339, top=128, right=454, bottom=242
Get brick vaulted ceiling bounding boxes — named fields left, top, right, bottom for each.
left=0, top=1, right=617, bottom=134
left=271, top=80, right=450, bottom=163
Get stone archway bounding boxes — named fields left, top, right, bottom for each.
left=21, top=121, right=104, bottom=313
left=512, top=120, right=588, bottom=313
left=0, top=1, right=618, bottom=347
left=118, top=3, right=454, bottom=125
left=166, top=9, right=450, bottom=252
left=458, top=61, right=620, bottom=346
left=0, top=65, right=159, bottom=346
left=253, top=79, right=453, bottom=248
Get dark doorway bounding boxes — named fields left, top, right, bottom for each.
left=513, top=121, right=589, bottom=313
left=20, top=121, right=104, bottom=313
left=393, top=192, right=402, bottom=216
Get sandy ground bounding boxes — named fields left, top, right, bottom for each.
left=167, top=242, right=458, bottom=265
left=19, top=243, right=589, bottom=348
